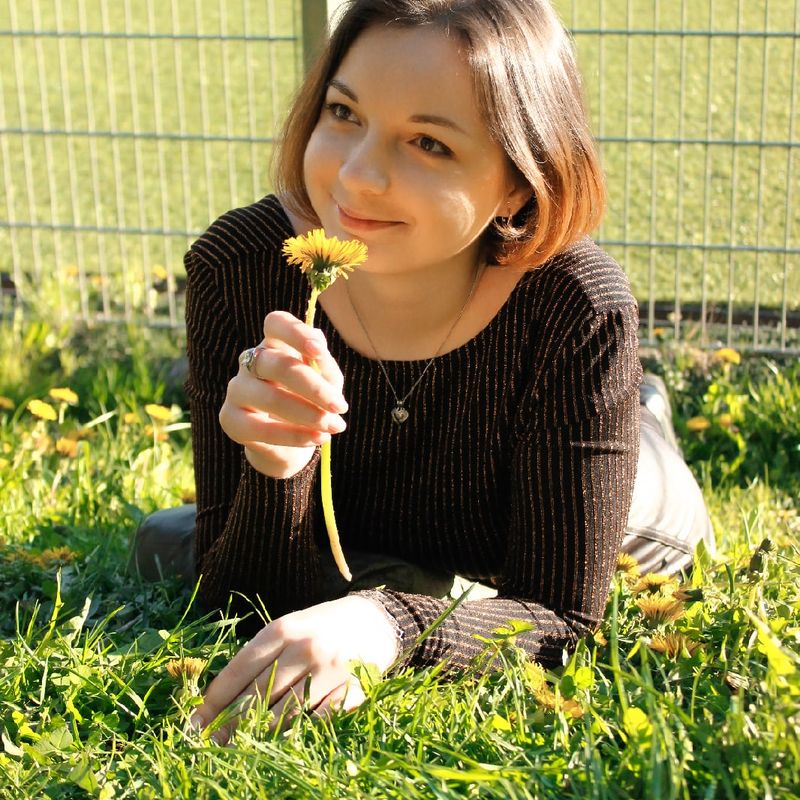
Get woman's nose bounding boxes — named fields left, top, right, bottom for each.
left=338, top=133, right=390, bottom=195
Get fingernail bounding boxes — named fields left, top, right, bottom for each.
left=329, top=398, right=349, bottom=414
left=326, top=415, right=346, bottom=434
left=306, top=336, right=326, bottom=357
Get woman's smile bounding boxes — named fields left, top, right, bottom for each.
left=335, top=201, right=404, bottom=234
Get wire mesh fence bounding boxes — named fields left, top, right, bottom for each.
left=1, top=0, right=798, bottom=354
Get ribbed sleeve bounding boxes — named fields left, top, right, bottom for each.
left=184, top=195, right=642, bottom=669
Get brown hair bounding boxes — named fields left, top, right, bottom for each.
left=275, top=0, right=605, bottom=268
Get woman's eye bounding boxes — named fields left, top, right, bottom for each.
left=415, top=135, right=452, bottom=157
left=325, top=102, right=355, bottom=122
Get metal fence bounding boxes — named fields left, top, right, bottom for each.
left=1, top=0, right=798, bottom=354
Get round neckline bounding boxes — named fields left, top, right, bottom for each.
left=272, top=193, right=535, bottom=367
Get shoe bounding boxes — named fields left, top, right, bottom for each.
left=639, top=373, right=681, bottom=454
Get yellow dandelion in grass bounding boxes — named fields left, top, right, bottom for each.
left=648, top=632, right=699, bottom=658
left=282, top=229, right=369, bottom=583
left=144, top=403, right=172, bottom=422
left=28, top=399, right=57, bottom=421
left=718, top=413, right=734, bottom=429
left=524, top=662, right=584, bottom=718
left=282, top=228, right=368, bottom=292
left=0, top=396, right=14, bottom=411
left=636, top=595, right=685, bottom=625
left=714, top=347, right=741, bottom=365
left=165, top=657, right=207, bottom=681
left=631, top=572, right=676, bottom=594
left=616, top=552, right=641, bottom=580
left=592, top=630, right=608, bottom=647
left=55, top=438, right=79, bottom=458
left=152, top=264, right=169, bottom=282
left=123, top=411, right=140, bottom=425
left=49, top=387, right=79, bottom=405
left=0, top=457, right=9, bottom=470
left=686, top=416, right=711, bottom=433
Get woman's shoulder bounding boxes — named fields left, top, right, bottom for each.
left=522, top=237, right=636, bottom=321
left=187, top=194, right=293, bottom=269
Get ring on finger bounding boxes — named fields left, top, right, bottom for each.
left=238, top=345, right=266, bottom=375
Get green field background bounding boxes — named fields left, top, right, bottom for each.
left=0, top=0, right=797, bottom=345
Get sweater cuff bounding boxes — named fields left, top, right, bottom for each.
left=352, top=589, right=420, bottom=672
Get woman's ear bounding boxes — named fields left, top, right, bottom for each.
left=505, top=182, right=534, bottom=219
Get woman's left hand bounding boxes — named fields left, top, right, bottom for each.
left=190, top=595, right=400, bottom=743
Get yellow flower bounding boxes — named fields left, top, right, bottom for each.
left=152, top=264, right=169, bottom=281
left=592, top=630, right=608, bottom=647
left=49, top=387, right=79, bottom=405
left=631, top=572, right=677, bottom=594
left=144, top=403, right=172, bottom=422
left=0, top=396, right=14, bottom=411
left=636, top=595, right=685, bottom=625
left=28, top=399, right=57, bottom=421
left=165, top=657, right=207, bottom=680
left=718, top=413, right=733, bottom=428
left=0, top=457, right=9, bottom=470
left=524, top=663, right=583, bottom=718
left=282, top=228, right=368, bottom=292
left=55, top=438, right=79, bottom=458
left=123, top=411, right=140, bottom=425
left=714, top=347, right=741, bottom=365
left=648, top=633, right=699, bottom=658
left=616, top=552, right=641, bottom=580
left=686, top=416, right=710, bottom=433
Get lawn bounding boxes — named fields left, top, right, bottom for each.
left=0, top=315, right=799, bottom=798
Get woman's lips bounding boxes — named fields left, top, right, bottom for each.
left=336, top=203, right=402, bottom=233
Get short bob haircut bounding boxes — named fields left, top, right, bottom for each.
left=275, top=0, right=605, bottom=268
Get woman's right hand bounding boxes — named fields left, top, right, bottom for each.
left=218, top=311, right=349, bottom=479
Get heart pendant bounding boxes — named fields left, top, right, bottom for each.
left=391, top=405, right=409, bottom=424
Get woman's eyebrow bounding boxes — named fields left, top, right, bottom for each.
left=328, top=78, right=467, bottom=135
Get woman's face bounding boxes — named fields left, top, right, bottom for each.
left=302, top=24, right=528, bottom=277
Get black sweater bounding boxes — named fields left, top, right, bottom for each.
left=184, top=195, right=642, bottom=670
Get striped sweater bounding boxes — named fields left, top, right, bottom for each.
left=184, top=194, right=642, bottom=670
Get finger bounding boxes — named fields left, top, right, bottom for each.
left=220, top=407, right=332, bottom=449
left=263, top=312, right=345, bottom=394
left=249, top=348, right=348, bottom=414
left=193, top=629, right=286, bottom=728
left=226, top=375, right=347, bottom=433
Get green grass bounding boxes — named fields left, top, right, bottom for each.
left=1, top=315, right=800, bottom=798
left=1, top=0, right=798, bottom=335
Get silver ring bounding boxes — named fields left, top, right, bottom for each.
left=238, top=346, right=263, bottom=374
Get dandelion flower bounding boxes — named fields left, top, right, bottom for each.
left=714, top=347, right=741, bottom=365
left=0, top=458, right=8, bottom=470
left=28, top=399, right=57, bottom=421
left=282, top=229, right=368, bottom=292
left=144, top=424, right=168, bottom=442
left=49, top=387, right=79, bottom=405
left=165, top=657, right=207, bottom=680
left=648, top=633, right=699, bottom=658
left=686, top=416, right=710, bottom=433
left=0, top=396, right=14, bottom=411
left=123, top=411, right=140, bottom=425
left=636, top=595, right=685, bottom=625
left=152, top=264, right=169, bottom=282
left=631, top=572, right=676, bottom=594
left=592, top=630, right=608, bottom=647
left=524, top=662, right=583, bottom=718
left=283, top=229, right=368, bottom=582
left=718, top=413, right=734, bottom=429
left=616, top=552, right=641, bottom=579
left=55, top=438, right=79, bottom=458
left=144, top=403, right=172, bottom=422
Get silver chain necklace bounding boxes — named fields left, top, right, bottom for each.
left=345, top=264, right=484, bottom=425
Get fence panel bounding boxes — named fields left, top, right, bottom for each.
left=1, top=0, right=798, bottom=354
left=0, top=0, right=302, bottom=327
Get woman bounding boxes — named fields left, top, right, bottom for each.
left=132, top=0, right=714, bottom=739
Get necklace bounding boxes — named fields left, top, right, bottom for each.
left=345, top=264, right=484, bottom=425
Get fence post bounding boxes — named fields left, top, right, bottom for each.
left=302, top=0, right=347, bottom=72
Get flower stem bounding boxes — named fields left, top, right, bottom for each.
left=304, top=288, right=352, bottom=582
